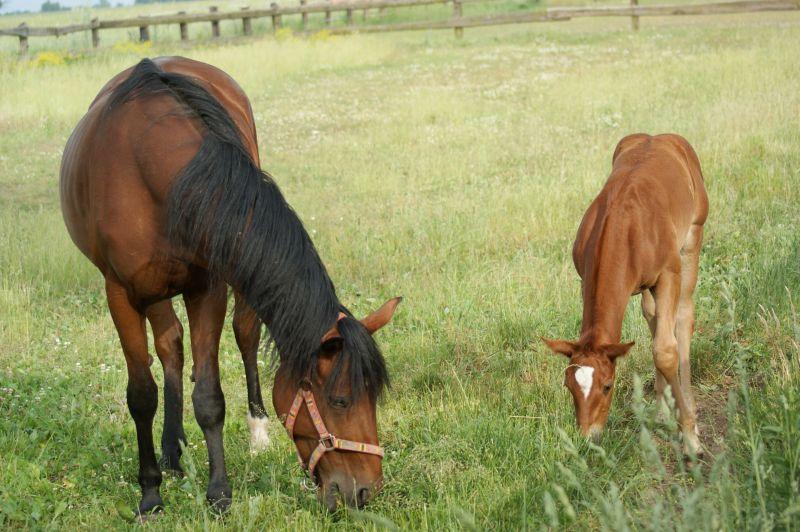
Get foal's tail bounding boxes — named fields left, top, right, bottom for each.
left=108, top=58, right=340, bottom=371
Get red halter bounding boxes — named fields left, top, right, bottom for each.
left=282, top=313, right=384, bottom=477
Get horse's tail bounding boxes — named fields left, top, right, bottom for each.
left=108, top=58, right=340, bottom=373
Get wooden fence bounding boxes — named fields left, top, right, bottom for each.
left=1, top=0, right=798, bottom=54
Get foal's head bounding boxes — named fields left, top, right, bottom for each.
left=273, top=297, right=401, bottom=512
left=542, top=339, right=634, bottom=438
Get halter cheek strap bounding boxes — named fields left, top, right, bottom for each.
left=282, top=312, right=384, bottom=477
left=283, top=387, right=384, bottom=476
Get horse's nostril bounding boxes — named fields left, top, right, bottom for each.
left=357, top=487, right=371, bottom=508
left=323, top=483, right=339, bottom=513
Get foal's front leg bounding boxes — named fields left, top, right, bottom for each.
left=651, top=271, right=701, bottom=456
left=106, top=278, right=163, bottom=517
left=184, top=282, right=232, bottom=512
left=641, top=289, right=667, bottom=412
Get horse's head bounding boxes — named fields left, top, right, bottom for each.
left=542, top=338, right=634, bottom=439
left=273, top=297, right=401, bottom=512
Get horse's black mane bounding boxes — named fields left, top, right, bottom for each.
left=107, top=58, right=388, bottom=401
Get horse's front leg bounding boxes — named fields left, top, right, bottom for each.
left=233, top=294, right=270, bottom=452
left=184, top=280, right=231, bottom=513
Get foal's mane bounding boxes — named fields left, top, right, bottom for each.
left=107, top=58, right=388, bottom=401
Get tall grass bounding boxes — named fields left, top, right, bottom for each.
left=0, top=13, right=799, bottom=530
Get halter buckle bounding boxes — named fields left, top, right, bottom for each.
left=320, top=434, right=337, bottom=450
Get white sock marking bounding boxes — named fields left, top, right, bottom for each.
left=247, top=413, right=271, bottom=453
left=574, top=366, right=595, bottom=399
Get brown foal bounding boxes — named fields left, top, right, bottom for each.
left=544, top=133, right=708, bottom=455
left=61, top=57, right=399, bottom=516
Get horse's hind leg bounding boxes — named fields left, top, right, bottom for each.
left=183, top=279, right=231, bottom=513
left=105, top=277, right=163, bottom=517
left=233, top=294, right=270, bottom=452
left=146, top=300, right=186, bottom=473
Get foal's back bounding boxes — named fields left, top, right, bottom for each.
left=573, top=133, right=708, bottom=283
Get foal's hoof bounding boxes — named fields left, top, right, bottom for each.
left=683, top=446, right=706, bottom=464
left=207, top=494, right=232, bottom=516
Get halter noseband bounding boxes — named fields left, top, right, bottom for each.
left=282, top=312, right=384, bottom=478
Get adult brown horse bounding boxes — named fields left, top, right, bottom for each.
left=60, top=56, right=400, bottom=517
left=543, top=133, right=708, bottom=456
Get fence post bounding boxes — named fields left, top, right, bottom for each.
left=178, top=11, right=188, bottom=40
left=325, top=0, right=331, bottom=25
left=242, top=6, right=252, bottom=35
left=90, top=18, right=100, bottom=47
left=271, top=2, right=282, bottom=30
left=453, top=0, right=463, bottom=38
left=17, top=24, right=28, bottom=55
left=300, top=0, right=308, bottom=29
left=139, top=24, right=150, bottom=42
left=630, top=0, right=639, bottom=30
left=210, top=6, right=220, bottom=38
left=346, top=6, right=353, bottom=25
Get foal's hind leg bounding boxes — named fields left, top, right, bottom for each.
left=675, top=224, right=704, bottom=452
left=184, top=280, right=231, bottom=513
left=233, top=294, right=270, bottom=453
left=106, top=278, right=163, bottom=517
left=146, top=300, right=186, bottom=473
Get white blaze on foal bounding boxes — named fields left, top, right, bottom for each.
left=247, top=413, right=271, bottom=453
left=574, top=366, right=595, bottom=399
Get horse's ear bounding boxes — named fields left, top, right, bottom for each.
left=599, top=341, right=635, bottom=360
left=361, top=297, right=402, bottom=334
left=542, top=337, right=579, bottom=358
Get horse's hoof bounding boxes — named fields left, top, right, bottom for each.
left=159, top=455, right=185, bottom=476
left=136, top=511, right=161, bottom=524
left=136, top=497, right=164, bottom=522
left=207, top=495, right=232, bottom=516
left=247, top=414, right=272, bottom=454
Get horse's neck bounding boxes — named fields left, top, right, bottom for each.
left=578, top=232, right=636, bottom=347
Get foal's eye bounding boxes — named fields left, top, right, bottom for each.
left=330, top=396, right=350, bottom=409
left=603, top=383, right=613, bottom=395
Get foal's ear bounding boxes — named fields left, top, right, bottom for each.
left=542, top=338, right=579, bottom=358
left=599, top=341, right=635, bottom=360
left=361, top=297, right=403, bottom=334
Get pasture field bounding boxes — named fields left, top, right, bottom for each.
left=1, top=10, right=800, bottom=531
left=0, top=0, right=719, bottom=54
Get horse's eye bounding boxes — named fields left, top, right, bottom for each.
left=330, top=396, right=350, bottom=409
left=603, top=383, right=613, bottom=395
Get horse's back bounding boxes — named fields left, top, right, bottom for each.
left=59, top=57, right=258, bottom=299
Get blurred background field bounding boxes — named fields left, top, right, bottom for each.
left=1, top=6, right=799, bottom=531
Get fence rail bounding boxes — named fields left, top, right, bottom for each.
left=2, top=0, right=798, bottom=53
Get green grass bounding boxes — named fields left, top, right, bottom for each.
left=1, top=11, right=800, bottom=530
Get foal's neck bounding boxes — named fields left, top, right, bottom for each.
left=578, top=229, right=637, bottom=348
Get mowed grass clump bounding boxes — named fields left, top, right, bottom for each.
left=1, top=14, right=799, bottom=530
